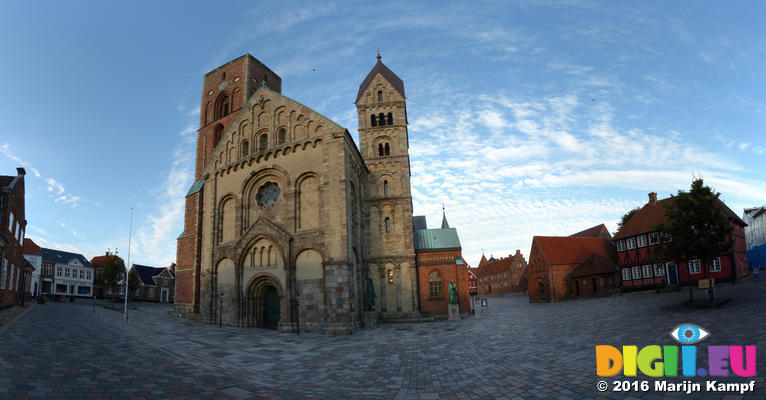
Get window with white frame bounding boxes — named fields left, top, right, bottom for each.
left=79, top=269, right=84, bottom=279
left=8, top=212, right=14, bottom=232
left=654, top=263, right=665, bottom=276
left=626, top=237, right=636, bottom=250
left=616, top=240, right=626, bottom=252
left=711, top=257, right=721, bottom=272
left=56, top=267, right=62, bottom=277
left=689, top=259, right=701, bottom=274
left=622, top=268, right=631, bottom=281
left=632, top=266, right=642, bottom=279
left=64, top=268, right=70, bottom=278
left=86, top=271, right=91, bottom=280
left=10, top=265, right=15, bottom=291
left=642, top=264, right=653, bottom=278
left=637, top=235, right=648, bottom=248
left=663, top=232, right=672, bottom=242
left=148, top=288, right=155, bottom=297
left=648, top=232, right=659, bottom=245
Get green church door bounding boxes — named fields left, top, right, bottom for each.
left=262, top=286, right=280, bottom=329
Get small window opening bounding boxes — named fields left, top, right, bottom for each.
left=378, top=143, right=384, bottom=156
left=387, top=112, right=393, bottom=125
left=383, top=180, right=389, bottom=196
left=384, top=143, right=390, bottom=155
left=371, top=114, right=377, bottom=127
left=259, top=134, right=268, bottom=151
left=277, top=128, right=286, bottom=145
left=222, top=72, right=226, bottom=80
left=378, top=113, right=386, bottom=126
left=377, top=91, right=383, bottom=102
left=240, top=140, right=249, bottom=157
left=385, top=217, right=390, bottom=233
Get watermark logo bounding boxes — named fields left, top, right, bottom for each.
left=595, top=324, right=756, bottom=378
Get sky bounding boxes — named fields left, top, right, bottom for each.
left=1, top=1, right=765, bottom=268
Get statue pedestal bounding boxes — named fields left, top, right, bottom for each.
left=448, top=304, right=460, bottom=321
left=364, top=311, right=379, bottom=328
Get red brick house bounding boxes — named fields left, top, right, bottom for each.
left=614, top=192, right=749, bottom=290
left=0, top=168, right=29, bottom=308
left=131, top=264, right=175, bottom=303
left=476, top=250, right=527, bottom=295
left=527, top=225, right=618, bottom=302
left=467, top=267, right=477, bottom=296
left=413, top=212, right=470, bottom=316
left=90, top=251, right=125, bottom=298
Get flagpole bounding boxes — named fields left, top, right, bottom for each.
left=124, top=208, right=133, bottom=321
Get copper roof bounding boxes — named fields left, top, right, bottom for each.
left=570, top=224, right=612, bottom=239
left=533, top=236, right=616, bottom=266
left=613, top=196, right=746, bottom=240
left=356, top=57, right=405, bottom=103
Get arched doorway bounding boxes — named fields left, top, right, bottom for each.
left=262, top=285, right=280, bottom=329
left=246, top=277, right=282, bottom=329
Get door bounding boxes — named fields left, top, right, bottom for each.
left=262, top=286, right=280, bottom=329
left=592, top=278, right=598, bottom=292
left=161, top=289, right=168, bottom=303
left=668, top=263, right=679, bottom=285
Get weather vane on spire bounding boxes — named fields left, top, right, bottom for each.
left=376, top=48, right=381, bottom=60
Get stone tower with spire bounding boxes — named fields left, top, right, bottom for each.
left=356, top=53, right=419, bottom=318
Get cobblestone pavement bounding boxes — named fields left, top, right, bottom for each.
left=2, top=283, right=766, bottom=399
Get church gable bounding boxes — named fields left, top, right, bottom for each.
left=204, top=86, right=345, bottom=176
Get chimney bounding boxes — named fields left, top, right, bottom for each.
left=648, top=192, right=657, bottom=205
left=16, top=167, right=26, bottom=176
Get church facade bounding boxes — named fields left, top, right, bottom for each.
left=174, top=54, right=421, bottom=334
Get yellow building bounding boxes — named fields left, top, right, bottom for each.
left=174, top=54, right=420, bottom=334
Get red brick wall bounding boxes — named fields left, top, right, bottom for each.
left=416, top=250, right=470, bottom=315
left=0, top=170, right=26, bottom=308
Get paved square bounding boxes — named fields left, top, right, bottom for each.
left=2, top=282, right=765, bottom=399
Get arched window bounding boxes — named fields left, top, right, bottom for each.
left=378, top=113, right=386, bottom=126
left=385, top=217, right=390, bottom=233
left=214, top=124, right=224, bottom=145
left=383, top=180, right=389, bottom=196
left=370, top=114, right=377, bottom=127
left=240, top=140, right=249, bottom=157
left=216, top=95, right=230, bottom=119
left=377, top=90, right=383, bottom=102
left=387, top=112, right=393, bottom=125
left=384, top=143, right=390, bottom=155
left=378, top=143, right=384, bottom=156
left=429, top=272, right=442, bottom=298
left=259, top=134, right=268, bottom=151
left=277, top=128, right=286, bottom=145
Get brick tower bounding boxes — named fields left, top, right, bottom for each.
left=356, top=54, right=419, bottom=318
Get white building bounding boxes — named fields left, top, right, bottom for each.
left=41, top=248, right=94, bottom=298
left=22, top=238, right=42, bottom=296
left=744, top=206, right=766, bottom=268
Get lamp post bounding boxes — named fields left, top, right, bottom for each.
left=124, top=208, right=133, bottom=322
left=218, top=291, right=223, bottom=328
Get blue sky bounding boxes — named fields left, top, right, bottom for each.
left=1, top=1, right=765, bottom=267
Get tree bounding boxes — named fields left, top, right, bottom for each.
left=618, top=207, right=642, bottom=231
left=654, top=179, right=732, bottom=302
left=101, top=255, right=125, bottom=301
left=127, top=268, right=141, bottom=300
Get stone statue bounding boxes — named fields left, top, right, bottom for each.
left=364, top=277, right=376, bottom=311
left=448, top=280, right=458, bottom=305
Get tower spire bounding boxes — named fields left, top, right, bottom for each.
left=441, top=204, right=450, bottom=229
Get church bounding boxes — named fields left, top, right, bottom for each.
left=174, top=54, right=466, bottom=334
